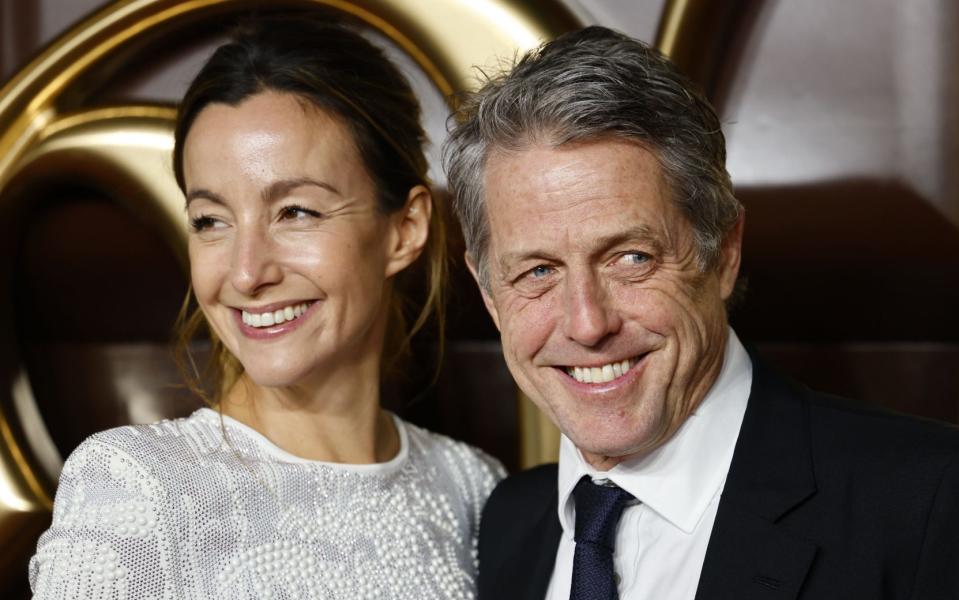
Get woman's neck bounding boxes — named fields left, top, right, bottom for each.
left=218, top=363, right=399, bottom=464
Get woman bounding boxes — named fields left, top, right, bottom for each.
left=29, top=13, right=503, bottom=599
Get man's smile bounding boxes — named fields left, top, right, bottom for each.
left=562, top=355, right=644, bottom=384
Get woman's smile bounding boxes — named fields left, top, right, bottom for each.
left=233, top=300, right=318, bottom=339
left=184, top=92, right=397, bottom=387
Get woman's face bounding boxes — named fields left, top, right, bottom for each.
left=183, top=91, right=423, bottom=388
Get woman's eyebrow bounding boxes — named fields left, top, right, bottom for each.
left=185, top=188, right=226, bottom=208
left=261, top=177, right=342, bottom=203
left=185, top=178, right=342, bottom=208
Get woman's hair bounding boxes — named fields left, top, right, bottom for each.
left=173, top=12, right=446, bottom=403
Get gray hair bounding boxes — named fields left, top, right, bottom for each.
left=443, top=26, right=742, bottom=289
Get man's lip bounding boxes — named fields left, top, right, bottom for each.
left=553, top=352, right=651, bottom=390
left=549, top=351, right=650, bottom=370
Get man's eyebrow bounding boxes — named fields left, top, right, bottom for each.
left=184, top=178, right=342, bottom=208
left=497, top=225, right=665, bottom=270
left=591, top=225, right=666, bottom=254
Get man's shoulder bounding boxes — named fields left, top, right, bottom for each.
left=807, top=390, right=959, bottom=437
left=804, top=389, right=959, bottom=467
left=481, top=463, right=558, bottom=532
left=478, top=463, right=562, bottom=597
left=751, top=354, right=959, bottom=455
left=490, top=463, right=558, bottom=500
left=722, top=357, right=959, bottom=597
left=746, top=357, right=959, bottom=494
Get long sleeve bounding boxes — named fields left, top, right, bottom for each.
left=30, top=411, right=509, bottom=599
left=909, top=452, right=959, bottom=600
left=29, top=438, right=180, bottom=600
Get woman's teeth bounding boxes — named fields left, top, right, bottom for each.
left=566, top=358, right=636, bottom=384
left=241, top=302, right=311, bottom=328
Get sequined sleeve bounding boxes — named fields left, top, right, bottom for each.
left=433, top=435, right=507, bottom=567
left=29, top=438, right=181, bottom=600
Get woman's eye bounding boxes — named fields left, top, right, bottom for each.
left=279, top=205, right=322, bottom=220
left=190, top=215, right=221, bottom=232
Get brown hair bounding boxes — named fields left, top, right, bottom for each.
left=173, top=12, right=446, bottom=403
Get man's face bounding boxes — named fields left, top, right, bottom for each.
left=473, top=139, right=742, bottom=467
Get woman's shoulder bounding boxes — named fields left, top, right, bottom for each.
left=400, top=418, right=507, bottom=488
left=68, top=408, right=226, bottom=472
left=29, top=410, right=224, bottom=598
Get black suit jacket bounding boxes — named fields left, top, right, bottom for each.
left=478, top=359, right=959, bottom=599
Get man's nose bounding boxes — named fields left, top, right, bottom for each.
left=229, top=225, right=282, bottom=295
left=561, top=271, right=622, bottom=347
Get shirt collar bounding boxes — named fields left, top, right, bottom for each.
left=556, top=328, right=752, bottom=534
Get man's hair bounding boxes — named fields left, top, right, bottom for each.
left=443, top=25, right=741, bottom=288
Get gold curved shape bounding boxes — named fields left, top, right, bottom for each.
left=0, top=0, right=581, bottom=588
left=654, top=0, right=750, bottom=98
left=0, top=0, right=581, bottom=189
left=655, top=0, right=694, bottom=58
left=22, top=106, right=186, bottom=265
left=0, top=107, right=183, bottom=589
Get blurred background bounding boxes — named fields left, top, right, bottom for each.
left=1, top=0, right=957, bottom=595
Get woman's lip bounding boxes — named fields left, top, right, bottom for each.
left=233, top=301, right=318, bottom=340
left=234, top=299, right=316, bottom=314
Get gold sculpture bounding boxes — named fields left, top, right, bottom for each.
left=0, top=0, right=729, bottom=590
left=0, top=0, right=584, bottom=588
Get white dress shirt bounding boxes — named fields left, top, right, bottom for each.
left=545, top=328, right=752, bottom=600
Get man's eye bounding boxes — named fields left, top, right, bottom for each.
left=528, top=265, right=554, bottom=279
left=279, top=205, right=322, bottom=220
left=512, top=263, right=557, bottom=295
left=620, top=252, right=650, bottom=265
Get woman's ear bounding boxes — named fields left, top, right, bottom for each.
left=384, top=184, right=431, bottom=277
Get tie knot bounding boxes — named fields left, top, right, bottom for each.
left=572, top=476, right=634, bottom=551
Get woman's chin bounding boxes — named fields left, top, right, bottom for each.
left=240, top=364, right=312, bottom=390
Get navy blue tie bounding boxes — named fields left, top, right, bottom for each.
left=570, top=476, right=634, bottom=600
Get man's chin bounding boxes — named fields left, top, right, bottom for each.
left=560, top=410, right=670, bottom=463
left=567, top=430, right=653, bottom=466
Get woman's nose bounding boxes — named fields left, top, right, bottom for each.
left=229, top=226, right=282, bottom=296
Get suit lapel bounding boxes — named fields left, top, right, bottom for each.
left=696, top=358, right=819, bottom=599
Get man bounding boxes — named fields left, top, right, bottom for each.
left=443, top=26, right=959, bottom=600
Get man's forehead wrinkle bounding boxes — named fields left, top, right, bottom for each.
left=495, top=219, right=573, bottom=263
left=493, top=223, right=664, bottom=278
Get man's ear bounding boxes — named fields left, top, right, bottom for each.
left=718, top=212, right=745, bottom=301
left=384, top=185, right=431, bottom=278
left=464, top=252, right=501, bottom=331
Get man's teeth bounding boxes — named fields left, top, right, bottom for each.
left=566, top=358, right=635, bottom=384
left=241, top=302, right=311, bottom=328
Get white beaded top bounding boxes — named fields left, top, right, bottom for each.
left=29, top=408, right=504, bottom=599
